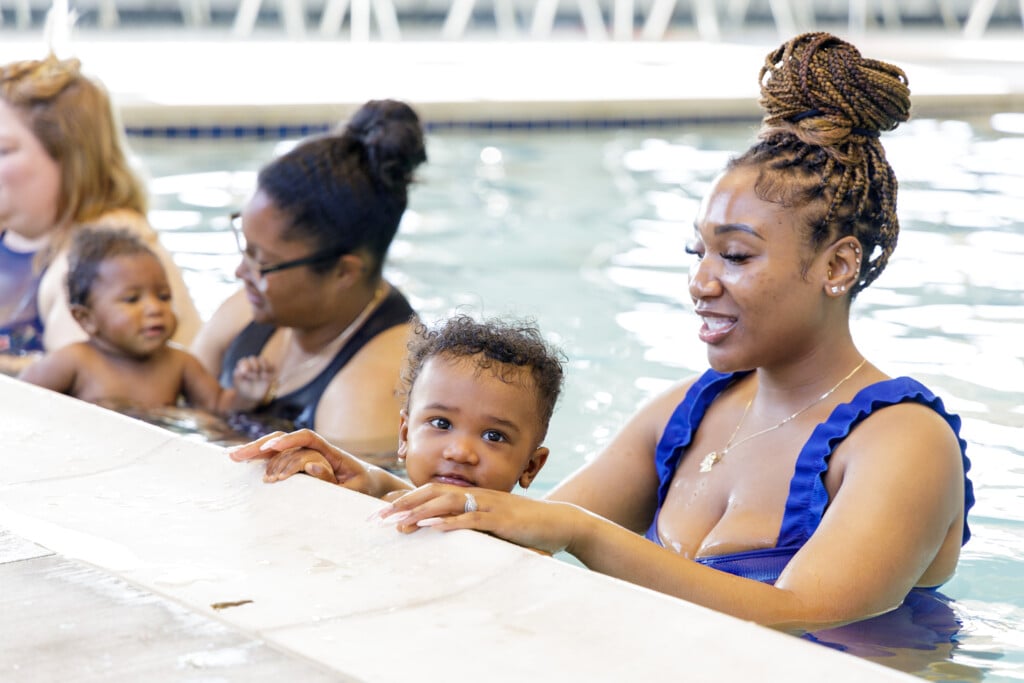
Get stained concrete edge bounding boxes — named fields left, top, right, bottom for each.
left=0, top=374, right=919, bottom=681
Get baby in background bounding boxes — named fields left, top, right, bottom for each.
left=19, top=227, right=272, bottom=415
left=228, top=314, right=566, bottom=500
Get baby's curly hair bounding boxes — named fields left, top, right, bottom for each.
left=401, top=315, right=566, bottom=441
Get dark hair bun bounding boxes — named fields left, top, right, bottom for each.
left=758, top=32, right=910, bottom=144
left=343, top=99, right=427, bottom=190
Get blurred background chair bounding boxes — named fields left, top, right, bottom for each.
left=233, top=0, right=306, bottom=35
left=442, top=0, right=518, bottom=37
left=319, top=0, right=400, bottom=39
left=529, top=0, right=607, bottom=39
left=0, top=0, right=31, bottom=26
left=4, top=0, right=1019, bottom=39
left=963, top=0, right=1024, bottom=37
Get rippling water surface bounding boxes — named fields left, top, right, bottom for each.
left=134, top=114, right=1024, bottom=682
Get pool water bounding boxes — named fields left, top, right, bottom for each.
left=134, top=116, right=1024, bottom=682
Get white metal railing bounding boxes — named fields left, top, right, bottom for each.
left=1, top=0, right=1020, bottom=37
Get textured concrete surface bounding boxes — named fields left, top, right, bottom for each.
left=0, top=375, right=920, bottom=681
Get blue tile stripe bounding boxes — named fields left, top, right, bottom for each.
left=125, top=124, right=333, bottom=139
left=125, top=115, right=758, bottom=139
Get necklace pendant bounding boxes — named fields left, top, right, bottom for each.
left=699, top=451, right=720, bottom=473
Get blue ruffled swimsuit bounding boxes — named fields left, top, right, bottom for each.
left=644, top=369, right=974, bottom=585
left=0, top=232, right=45, bottom=354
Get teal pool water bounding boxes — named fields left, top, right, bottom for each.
left=135, top=116, right=1024, bottom=682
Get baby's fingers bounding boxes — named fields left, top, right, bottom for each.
left=226, top=431, right=287, bottom=462
left=304, top=460, right=338, bottom=484
left=263, top=448, right=314, bottom=481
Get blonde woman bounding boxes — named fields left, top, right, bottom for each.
left=0, top=55, right=200, bottom=374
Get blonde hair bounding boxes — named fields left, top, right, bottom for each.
left=0, top=54, right=147, bottom=261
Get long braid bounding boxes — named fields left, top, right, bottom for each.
left=731, top=32, right=910, bottom=295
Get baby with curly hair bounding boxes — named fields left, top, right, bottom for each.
left=228, top=314, right=566, bottom=500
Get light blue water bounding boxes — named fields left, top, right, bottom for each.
left=135, top=115, right=1024, bottom=682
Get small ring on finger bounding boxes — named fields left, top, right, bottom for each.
left=464, top=492, right=478, bottom=514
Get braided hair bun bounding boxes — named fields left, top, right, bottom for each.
left=731, top=32, right=911, bottom=294
left=759, top=32, right=910, bottom=147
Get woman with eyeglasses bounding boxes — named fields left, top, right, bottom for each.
left=191, top=99, right=426, bottom=462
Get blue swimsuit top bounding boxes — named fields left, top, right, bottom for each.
left=0, top=232, right=45, bottom=354
left=644, top=369, right=975, bottom=585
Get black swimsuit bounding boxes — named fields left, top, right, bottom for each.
left=220, top=286, right=414, bottom=436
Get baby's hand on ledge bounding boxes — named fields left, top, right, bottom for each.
left=264, top=448, right=337, bottom=484
left=225, top=431, right=288, bottom=462
left=227, top=429, right=385, bottom=494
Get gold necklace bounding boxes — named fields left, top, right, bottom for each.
left=260, top=284, right=386, bottom=405
left=699, top=358, right=868, bottom=473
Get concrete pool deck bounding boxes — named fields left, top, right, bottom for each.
left=0, top=26, right=1022, bottom=129
left=1, top=374, right=923, bottom=681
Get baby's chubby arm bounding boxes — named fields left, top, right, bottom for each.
left=17, top=345, right=82, bottom=395
left=228, top=429, right=413, bottom=499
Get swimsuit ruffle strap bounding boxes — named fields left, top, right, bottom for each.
left=778, top=377, right=974, bottom=548
left=652, top=370, right=747, bottom=506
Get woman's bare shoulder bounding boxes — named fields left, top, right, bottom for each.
left=841, top=399, right=964, bottom=471
left=324, top=320, right=413, bottom=400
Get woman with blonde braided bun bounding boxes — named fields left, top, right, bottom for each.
left=1, top=54, right=200, bottom=375
left=367, top=33, right=975, bottom=647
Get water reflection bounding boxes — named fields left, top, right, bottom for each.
left=809, top=591, right=987, bottom=682
left=104, top=403, right=259, bottom=447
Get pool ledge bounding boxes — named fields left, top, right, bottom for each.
left=2, top=36, right=1022, bottom=131
left=0, top=375, right=918, bottom=681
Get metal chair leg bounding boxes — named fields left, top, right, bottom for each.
left=233, top=0, right=262, bottom=36
left=963, top=0, right=997, bottom=38
left=442, top=0, right=475, bottom=38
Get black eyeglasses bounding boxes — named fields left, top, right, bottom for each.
left=230, top=212, right=349, bottom=278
